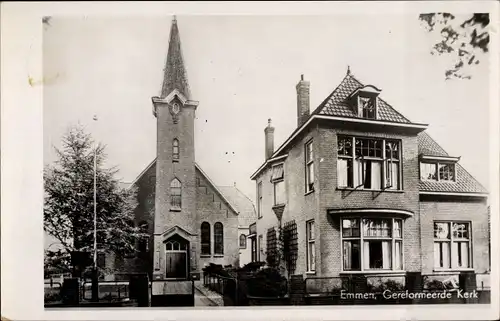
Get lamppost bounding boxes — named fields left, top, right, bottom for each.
left=91, top=115, right=99, bottom=302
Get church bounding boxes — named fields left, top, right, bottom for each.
left=105, top=17, right=256, bottom=281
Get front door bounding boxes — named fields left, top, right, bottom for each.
left=165, top=236, right=189, bottom=279
left=165, top=252, right=187, bottom=279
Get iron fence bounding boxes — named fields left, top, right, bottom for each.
left=81, top=280, right=129, bottom=301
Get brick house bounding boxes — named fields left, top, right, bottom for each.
left=105, top=18, right=256, bottom=281
left=250, top=69, right=489, bottom=279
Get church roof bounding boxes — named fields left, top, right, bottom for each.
left=217, top=186, right=257, bottom=227
left=161, top=16, right=191, bottom=99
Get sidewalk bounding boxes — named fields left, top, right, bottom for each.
left=193, top=280, right=224, bottom=306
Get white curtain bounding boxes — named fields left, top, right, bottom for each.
left=386, top=162, right=399, bottom=189
left=363, top=241, right=370, bottom=270
left=371, top=161, right=382, bottom=189
left=382, top=241, right=392, bottom=269
left=354, top=159, right=363, bottom=187
left=453, top=242, right=470, bottom=268
left=395, top=241, right=402, bottom=270
left=343, top=241, right=352, bottom=270
left=337, top=159, right=349, bottom=187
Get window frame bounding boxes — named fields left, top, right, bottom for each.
left=257, top=181, right=263, bottom=218
left=239, top=234, right=247, bottom=249
left=170, top=178, right=182, bottom=210
left=340, top=216, right=404, bottom=272
left=172, top=138, right=179, bottom=162
left=258, top=234, right=264, bottom=261
left=420, top=161, right=456, bottom=182
left=357, top=95, right=377, bottom=119
left=271, top=163, right=285, bottom=206
left=306, top=220, right=316, bottom=272
left=337, top=135, right=402, bottom=191
left=433, top=221, right=472, bottom=270
left=201, top=222, right=211, bottom=255
left=214, top=222, right=224, bottom=255
left=305, top=140, right=315, bottom=193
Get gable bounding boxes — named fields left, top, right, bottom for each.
left=195, top=164, right=239, bottom=215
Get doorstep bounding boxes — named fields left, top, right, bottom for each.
left=193, top=280, right=224, bottom=306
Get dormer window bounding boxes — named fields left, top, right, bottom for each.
left=349, top=85, right=382, bottom=120
left=358, top=96, right=376, bottom=119
left=420, top=160, right=457, bottom=182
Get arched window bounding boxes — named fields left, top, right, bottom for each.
left=239, top=234, right=247, bottom=249
left=201, top=222, right=211, bottom=255
left=170, top=178, right=182, bottom=208
left=138, top=221, right=149, bottom=252
left=173, top=139, right=179, bottom=161
left=214, top=222, right=224, bottom=255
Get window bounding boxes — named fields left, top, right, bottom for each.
left=305, top=140, right=315, bottom=193
left=341, top=218, right=403, bottom=271
left=420, top=162, right=456, bottom=182
left=337, top=136, right=400, bottom=190
left=172, top=139, right=179, bottom=161
left=170, top=178, right=182, bottom=209
left=257, top=182, right=263, bottom=218
left=434, top=222, right=471, bottom=269
left=358, top=96, right=377, bottom=119
left=214, top=222, right=224, bottom=255
left=239, top=234, right=247, bottom=249
left=138, top=221, right=149, bottom=252
left=306, top=220, right=316, bottom=272
left=271, top=164, right=285, bottom=205
left=201, top=222, right=211, bottom=255
left=258, top=234, right=264, bottom=261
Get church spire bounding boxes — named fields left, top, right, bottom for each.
left=161, top=16, right=191, bottom=99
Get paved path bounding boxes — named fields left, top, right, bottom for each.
left=194, top=288, right=217, bottom=306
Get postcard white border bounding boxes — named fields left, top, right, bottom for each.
left=1, top=1, right=499, bottom=320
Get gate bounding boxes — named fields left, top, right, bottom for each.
left=151, top=279, right=195, bottom=307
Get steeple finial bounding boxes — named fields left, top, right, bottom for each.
left=347, top=65, right=351, bottom=75
left=268, top=118, right=272, bottom=127
left=161, top=16, right=191, bottom=99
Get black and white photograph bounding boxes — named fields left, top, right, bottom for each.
left=1, top=1, right=499, bottom=320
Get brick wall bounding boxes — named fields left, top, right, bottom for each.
left=316, top=127, right=421, bottom=276
left=196, top=169, right=240, bottom=269
left=255, top=126, right=319, bottom=275
left=419, top=198, right=489, bottom=274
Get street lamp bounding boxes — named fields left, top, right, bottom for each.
left=92, top=115, right=99, bottom=302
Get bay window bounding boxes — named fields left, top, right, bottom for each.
left=342, top=217, right=403, bottom=271
left=337, top=136, right=400, bottom=190
left=434, top=221, right=471, bottom=269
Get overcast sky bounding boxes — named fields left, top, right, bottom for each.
left=43, top=14, right=490, bottom=212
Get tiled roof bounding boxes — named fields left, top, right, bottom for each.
left=419, top=164, right=488, bottom=194
left=417, top=133, right=487, bottom=194
left=217, top=186, right=257, bottom=227
left=312, top=74, right=411, bottom=123
left=417, top=132, right=448, bottom=157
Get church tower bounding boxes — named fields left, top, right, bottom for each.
left=151, top=17, right=199, bottom=281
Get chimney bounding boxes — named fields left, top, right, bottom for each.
left=296, top=74, right=310, bottom=127
left=264, top=118, right=275, bottom=160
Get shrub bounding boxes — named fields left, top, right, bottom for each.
left=238, top=261, right=266, bottom=273
left=246, top=267, right=287, bottom=298
left=425, top=279, right=446, bottom=291
left=368, top=279, right=405, bottom=293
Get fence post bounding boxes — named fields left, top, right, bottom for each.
left=405, top=272, right=423, bottom=304
left=61, top=277, right=80, bottom=306
left=459, top=271, right=477, bottom=303
left=289, top=275, right=305, bottom=305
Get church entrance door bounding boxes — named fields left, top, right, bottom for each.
left=165, top=235, right=189, bottom=279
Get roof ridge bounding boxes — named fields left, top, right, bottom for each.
left=311, top=73, right=356, bottom=116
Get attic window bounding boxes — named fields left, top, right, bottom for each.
left=358, top=96, right=376, bottom=119
left=420, top=162, right=456, bottom=182
left=350, top=85, right=381, bottom=120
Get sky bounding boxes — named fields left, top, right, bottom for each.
left=43, top=14, right=490, bottom=224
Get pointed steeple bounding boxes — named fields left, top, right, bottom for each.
left=161, top=16, right=191, bottom=100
